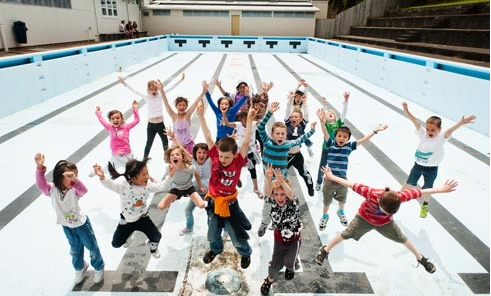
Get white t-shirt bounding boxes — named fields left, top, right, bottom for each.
left=414, top=126, right=449, bottom=166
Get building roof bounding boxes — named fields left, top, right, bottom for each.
left=145, top=0, right=319, bottom=11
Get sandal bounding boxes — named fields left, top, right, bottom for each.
left=254, top=190, right=265, bottom=199
left=260, top=278, right=273, bottom=295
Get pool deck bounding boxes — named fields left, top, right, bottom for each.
left=0, top=51, right=488, bottom=296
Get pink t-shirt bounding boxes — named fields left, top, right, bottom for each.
left=96, top=108, right=140, bottom=155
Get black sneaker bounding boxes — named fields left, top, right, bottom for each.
left=260, top=278, right=273, bottom=295
left=237, top=179, right=242, bottom=188
left=203, top=250, right=217, bottom=264
left=284, top=269, right=295, bottom=280
left=308, top=183, right=314, bottom=197
left=258, top=223, right=268, bottom=237
left=315, top=246, right=328, bottom=265
left=417, top=255, right=436, bottom=274
left=241, top=255, right=251, bottom=269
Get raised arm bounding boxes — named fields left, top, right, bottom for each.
left=402, top=102, right=421, bottom=130
left=421, top=179, right=458, bottom=195
left=205, top=91, right=220, bottom=114
left=317, top=109, right=330, bottom=142
left=95, top=106, right=112, bottom=130
left=239, top=105, right=257, bottom=158
left=165, top=127, right=193, bottom=160
left=34, top=153, right=51, bottom=196
left=186, top=80, right=208, bottom=121
left=357, top=124, right=388, bottom=146
left=197, top=101, right=215, bottom=149
left=340, top=91, right=350, bottom=122
left=273, top=168, right=293, bottom=200
left=118, top=76, right=145, bottom=98
left=322, top=166, right=354, bottom=189
left=214, top=79, right=228, bottom=97
left=125, top=100, right=141, bottom=129
left=158, top=79, right=177, bottom=121
left=164, top=72, right=185, bottom=93
left=444, top=115, right=476, bottom=138
left=264, top=164, right=274, bottom=197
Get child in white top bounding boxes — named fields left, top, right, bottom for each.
left=35, top=153, right=104, bottom=285
left=93, top=158, right=170, bottom=258
left=401, top=102, right=476, bottom=218
left=117, top=73, right=184, bottom=158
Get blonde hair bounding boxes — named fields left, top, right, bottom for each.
left=164, top=146, right=191, bottom=165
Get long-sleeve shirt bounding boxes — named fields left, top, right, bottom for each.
left=96, top=108, right=140, bottom=155
left=258, top=111, right=314, bottom=175
left=35, top=166, right=87, bottom=228
left=205, top=91, right=248, bottom=140
left=100, top=177, right=170, bottom=223
left=353, top=183, right=422, bottom=226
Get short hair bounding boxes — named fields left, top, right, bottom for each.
left=426, top=116, right=442, bottom=128
left=271, top=179, right=291, bottom=193
left=147, top=80, right=158, bottom=90
left=271, top=122, right=286, bottom=133
left=53, top=160, right=78, bottom=191
left=217, top=97, right=234, bottom=108
left=236, top=81, right=248, bottom=91
left=294, top=90, right=304, bottom=97
left=175, top=96, right=188, bottom=107
left=164, top=146, right=191, bottom=165
left=291, top=110, right=303, bottom=118
left=107, top=110, right=124, bottom=121
left=192, top=143, right=209, bottom=161
left=335, top=126, right=352, bottom=139
left=250, top=95, right=262, bottom=105
left=236, top=110, right=248, bottom=120
left=379, top=188, right=401, bottom=214
left=217, top=137, right=238, bottom=154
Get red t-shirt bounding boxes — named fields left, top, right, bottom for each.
left=353, top=183, right=422, bottom=226
left=208, top=146, right=247, bottom=196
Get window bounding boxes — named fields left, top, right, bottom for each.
left=242, top=11, right=272, bottom=18
left=153, top=10, right=170, bottom=16
left=273, top=11, right=314, bottom=18
left=101, top=0, right=118, bottom=17
left=183, top=10, right=228, bottom=17
left=1, top=0, right=71, bottom=8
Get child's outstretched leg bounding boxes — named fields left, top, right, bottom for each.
left=180, top=199, right=196, bottom=236
left=258, top=200, right=272, bottom=237
left=315, top=234, right=344, bottom=265
left=189, top=192, right=206, bottom=208
left=404, top=240, right=436, bottom=273
left=140, top=216, right=162, bottom=259
left=158, top=193, right=178, bottom=210
left=315, top=148, right=329, bottom=191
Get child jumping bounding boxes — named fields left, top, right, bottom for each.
left=159, top=80, right=207, bottom=154
left=117, top=73, right=184, bottom=158
left=315, top=166, right=458, bottom=274
left=315, top=92, right=350, bottom=191
left=317, top=109, right=388, bottom=230
left=286, top=79, right=314, bottom=157
left=260, top=165, right=302, bottom=296
left=35, top=153, right=105, bottom=285
left=93, top=100, right=140, bottom=173
left=401, top=102, right=476, bottom=218
left=197, top=99, right=257, bottom=269
left=93, top=158, right=170, bottom=258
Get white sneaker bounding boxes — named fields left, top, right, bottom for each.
left=123, top=234, right=133, bottom=248
left=94, top=269, right=104, bottom=284
left=88, top=171, right=96, bottom=178
left=151, top=249, right=161, bottom=259
left=315, top=183, right=321, bottom=191
left=307, top=147, right=314, bottom=158
left=179, top=228, right=193, bottom=236
left=146, top=239, right=160, bottom=258
left=74, top=262, right=89, bottom=285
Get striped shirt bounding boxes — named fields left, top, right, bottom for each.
left=258, top=111, right=314, bottom=176
left=325, top=138, right=357, bottom=178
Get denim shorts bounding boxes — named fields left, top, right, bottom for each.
left=406, top=163, right=438, bottom=189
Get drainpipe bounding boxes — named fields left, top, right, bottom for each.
left=92, top=0, right=100, bottom=38
left=0, top=14, right=9, bottom=52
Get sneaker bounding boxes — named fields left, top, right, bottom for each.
left=337, top=209, right=348, bottom=227
left=294, top=259, right=301, bottom=271
left=417, top=255, right=436, bottom=273
left=146, top=239, right=160, bottom=258
left=307, top=183, right=314, bottom=197
left=260, top=278, right=273, bottom=295
left=179, top=228, right=193, bottom=236
left=258, top=223, right=268, bottom=237
left=315, top=183, right=321, bottom=191
left=241, top=255, right=251, bottom=269
left=74, top=262, right=89, bottom=285
left=420, top=204, right=429, bottom=218
left=203, top=250, right=217, bottom=264
left=94, top=269, right=104, bottom=284
left=123, top=235, right=132, bottom=248
left=319, top=216, right=328, bottom=231
left=307, top=147, right=314, bottom=158
left=315, top=246, right=329, bottom=265
left=88, top=171, right=96, bottom=178
left=284, top=269, right=295, bottom=280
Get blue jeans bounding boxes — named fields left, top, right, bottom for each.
left=185, top=199, right=197, bottom=230
left=406, top=163, right=438, bottom=189
left=316, top=148, right=329, bottom=185
left=62, top=217, right=104, bottom=271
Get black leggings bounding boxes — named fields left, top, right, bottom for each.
left=144, top=121, right=168, bottom=158
left=112, top=214, right=162, bottom=248
left=287, top=152, right=313, bottom=188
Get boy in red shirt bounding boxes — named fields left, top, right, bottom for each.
left=197, top=97, right=257, bottom=269
left=315, top=167, right=458, bottom=273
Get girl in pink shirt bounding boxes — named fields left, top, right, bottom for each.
left=94, top=100, right=140, bottom=173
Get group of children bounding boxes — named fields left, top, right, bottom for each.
left=34, top=74, right=474, bottom=294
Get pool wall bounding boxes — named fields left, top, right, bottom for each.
left=0, top=34, right=488, bottom=135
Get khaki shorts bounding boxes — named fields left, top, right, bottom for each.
left=341, top=214, right=407, bottom=243
left=322, top=179, right=348, bottom=206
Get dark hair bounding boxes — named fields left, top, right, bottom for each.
left=217, top=137, right=238, bottom=154
left=217, top=97, right=234, bottom=109
left=236, top=81, right=248, bottom=91
left=294, top=90, right=304, bottom=97
left=107, top=110, right=124, bottom=122
left=250, top=95, right=262, bottom=105
left=426, top=116, right=442, bottom=128
left=175, top=96, right=189, bottom=107
left=53, top=160, right=78, bottom=191
left=379, top=188, right=401, bottom=214
left=236, top=110, right=248, bottom=120
left=193, top=143, right=209, bottom=161
left=108, top=158, right=150, bottom=184
left=335, top=126, right=352, bottom=139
